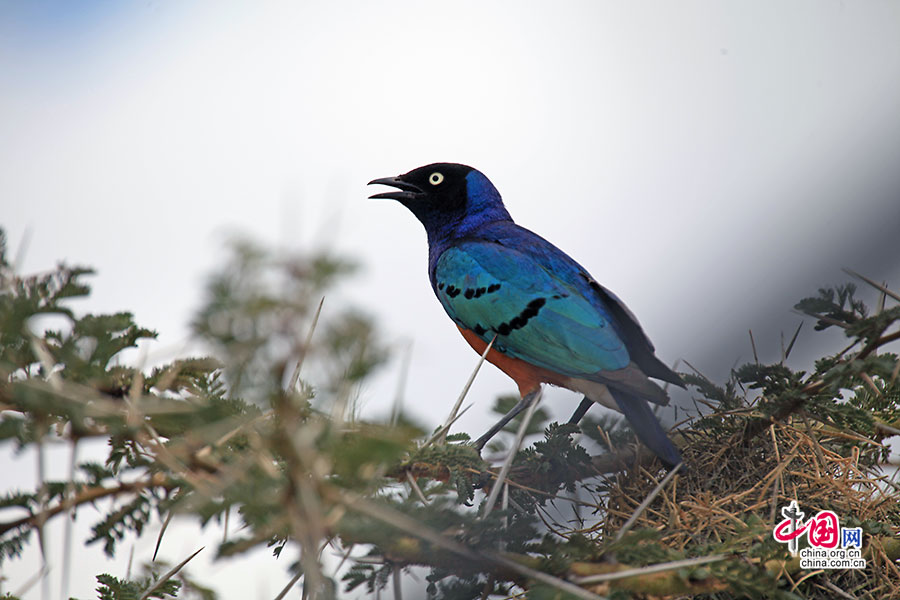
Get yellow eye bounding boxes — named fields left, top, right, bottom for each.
left=429, top=172, right=444, bottom=186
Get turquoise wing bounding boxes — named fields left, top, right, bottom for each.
left=434, top=241, right=630, bottom=376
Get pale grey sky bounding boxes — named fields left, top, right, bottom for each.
left=2, top=2, right=900, bottom=598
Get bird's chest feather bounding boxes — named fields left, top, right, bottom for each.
left=456, top=325, right=564, bottom=395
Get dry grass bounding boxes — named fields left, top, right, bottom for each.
left=600, top=410, right=900, bottom=599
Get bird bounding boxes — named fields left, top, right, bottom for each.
left=369, top=163, right=683, bottom=467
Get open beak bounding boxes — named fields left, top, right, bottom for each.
left=367, top=176, right=425, bottom=201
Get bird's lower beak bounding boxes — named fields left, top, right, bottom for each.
left=367, top=176, right=424, bottom=201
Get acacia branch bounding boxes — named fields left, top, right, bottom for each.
left=0, top=473, right=174, bottom=536
left=741, top=325, right=899, bottom=444
left=336, top=532, right=900, bottom=599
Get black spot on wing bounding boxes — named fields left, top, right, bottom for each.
left=473, top=324, right=487, bottom=336
left=527, top=297, right=546, bottom=311
left=446, top=285, right=460, bottom=298
left=458, top=283, right=502, bottom=300
left=493, top=297, right=547, bottom=337
left=438, top=282, right=445, bottom=290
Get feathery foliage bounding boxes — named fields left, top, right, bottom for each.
left=0, top=227, right=898, bottom=599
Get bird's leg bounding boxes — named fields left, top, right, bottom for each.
left=473, top=388, right=541, bottom=451
left=567, top=396, right=593, bottom=425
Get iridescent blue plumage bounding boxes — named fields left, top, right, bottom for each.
left=434, top=240, right=630, bottom=374
left=369, top=163, right=683, bottom=466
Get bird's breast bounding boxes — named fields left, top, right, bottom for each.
left=456, top=326, right=565, bottom=397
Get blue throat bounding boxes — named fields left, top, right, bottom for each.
left=424, top=170, right=512, bottom=280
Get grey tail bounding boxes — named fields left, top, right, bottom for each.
left=609, top=388, right=682, bottom=468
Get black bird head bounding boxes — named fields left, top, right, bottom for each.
left=368, top=163, right=511, bottom=236
left=369, top=162, right=472, bottom=207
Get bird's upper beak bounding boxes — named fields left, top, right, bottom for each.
left=367, top=176, right=425, bottom=201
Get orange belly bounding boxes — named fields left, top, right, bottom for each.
left=457, top=326, right=563, bottom=397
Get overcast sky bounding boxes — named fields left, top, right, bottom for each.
left=3, top=2, right=900, bottom=598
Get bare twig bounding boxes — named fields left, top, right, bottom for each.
left=769, top=425, right=782, bottom=523
left=614, top=462, right=682, bottom=541
left=860, top=372, right=883, bottom=398
left=875, top=421, right=900, bottom=437
left=334, top=489, right=479, bottom=562
left=844, top=268, right=900, bottom=304
left=821, top=580, right=858, bottom=599
left=223, top=505, right=230, bottom=545
left=784, top=322, right=803, bottom=362
left=289, top=296, right=325, bottom=391
left=421, top=403, right=474, bottom=449
left=391, top=341, right=414, bottom=426
left=749, top=329, right=759, bottom=365
left=406, top=471, right=429, bottom=505
left=877, top=285, right=888, bottom=315
left=153, top=511, right=174, bottom=562
left=392, top=565, right=403, bottom=600
left=572, top=554, right=728, bottom=585
left=60, top=439, right=79, bottom=600
left=11, top=565, right=49, bottom=600
left=890, top=357, right=900, bottom=387
left=139, top=547, right=203, bottom=600
left=273, top=570, right=303, bottom=600
left=483, top=551, right=606, bottom=600
left=126, top=545, right=134, bottom=579
left=27, top=335, right=61, bottom=600
left=796, top=310, right=850, bottom=330
left=878, top=329, right=900, bottom=347
left=682, top=359, right=713, bottom=384
left=438, top=335, right=497, bottom=444
left=36, top=436, right=49, bottom=600
left=333, top=542, right=357, bottom=573
left=483, top=389, right=542, bottom=518
left=286, top=429, right=329, bottom=597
